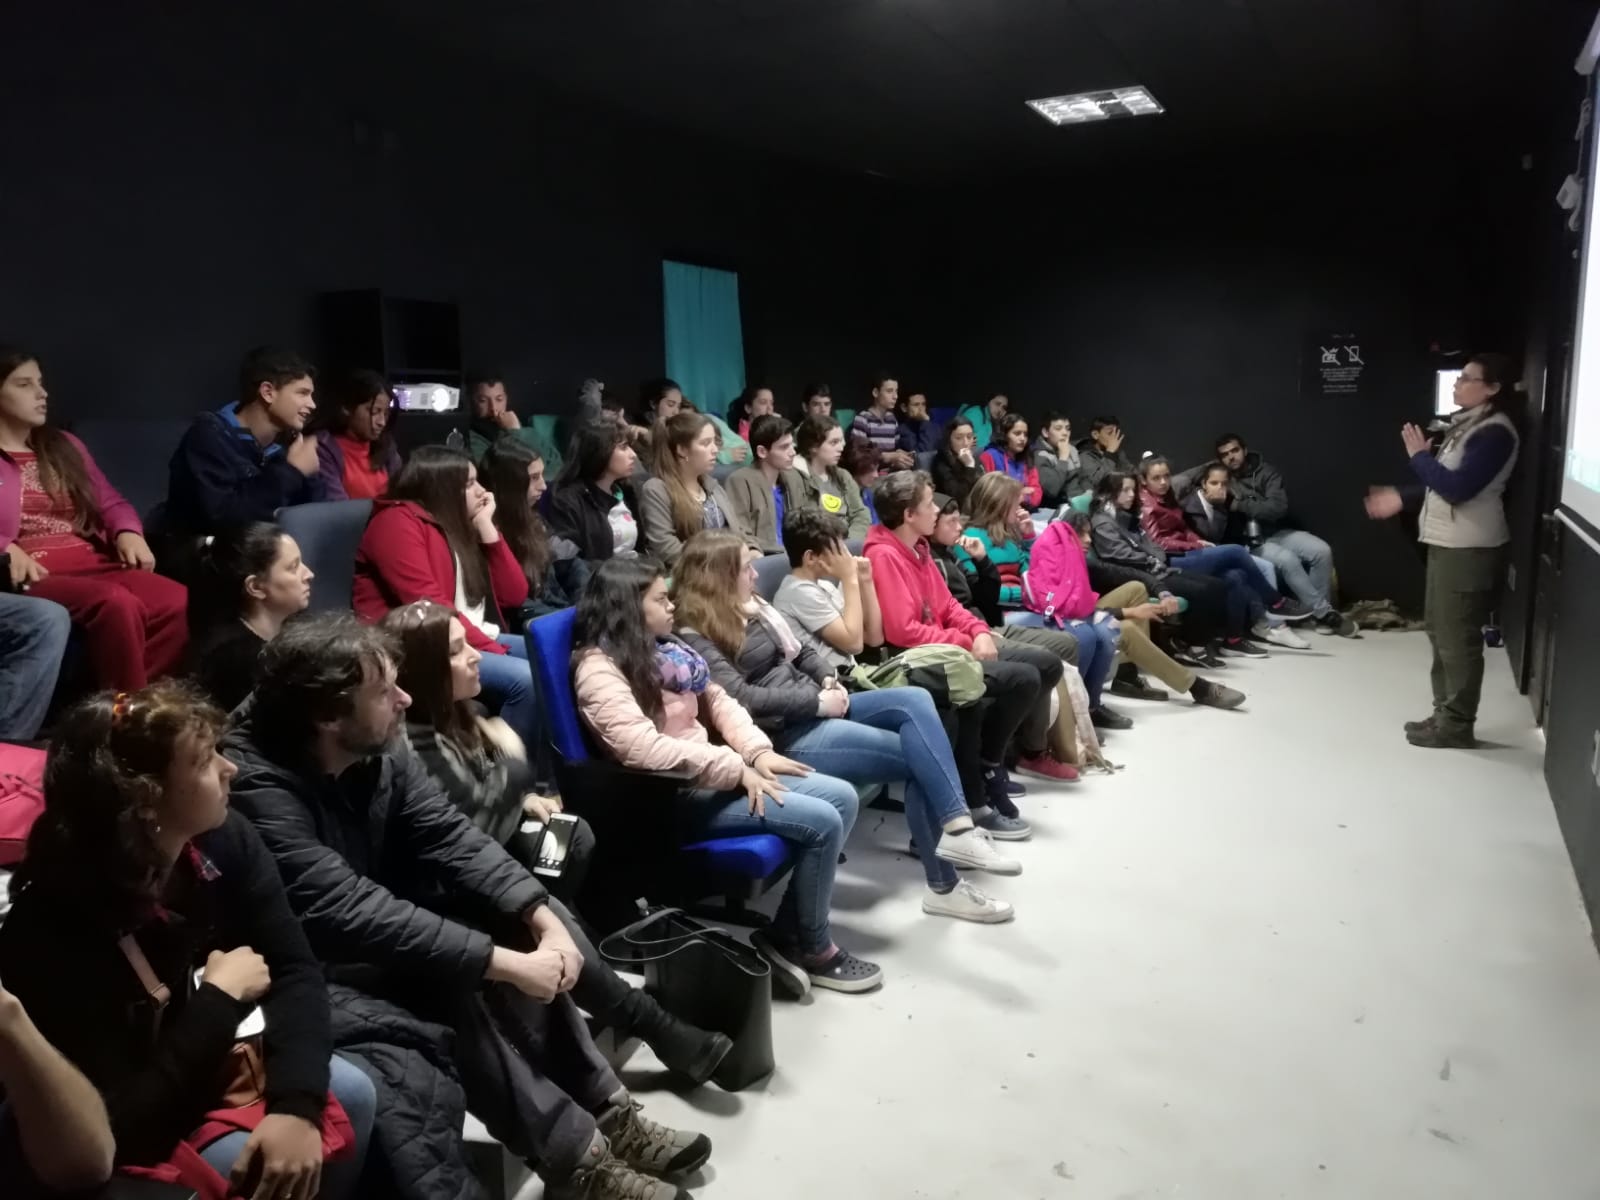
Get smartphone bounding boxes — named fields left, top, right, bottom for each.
left=522, top=811, right=579, bottom=877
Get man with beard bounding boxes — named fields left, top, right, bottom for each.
left=223, top=613, right=708, bottom=1200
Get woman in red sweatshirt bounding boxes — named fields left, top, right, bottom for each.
left=353, top=445, right=535, bottom=742
left=0, top=347, right=187, bottom=689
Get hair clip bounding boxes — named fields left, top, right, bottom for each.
left=111, top=692, right=132, bottom=726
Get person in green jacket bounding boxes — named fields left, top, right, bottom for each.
left=957, top=393, right=1011, bottom=455
left=465, top=372, right=563, bottom=476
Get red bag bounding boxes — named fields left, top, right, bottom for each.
left=119, top=1093, right=356, bottom=1200
left=0, top=743, right=47, bottom=866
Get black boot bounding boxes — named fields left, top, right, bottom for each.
left=607, top=988, right=733, bottom=1085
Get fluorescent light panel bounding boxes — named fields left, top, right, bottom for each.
left=1027, top=86, right=1164, bottom=126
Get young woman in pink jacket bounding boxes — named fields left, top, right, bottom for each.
left=572, top=556, right=882, bottom=997
left=0, top=347, right=187, bottom=689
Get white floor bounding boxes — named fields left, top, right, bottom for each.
left=523, top=632, right=1600, bottom=1199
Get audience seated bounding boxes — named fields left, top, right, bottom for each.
left=1138, top=457, right=1309, bottom=652
left=894, top=391, right=940, bottom=454
left=0, top=980, right=115, bottom=1194
left=849, top=372, right=914, bottom=474
left=930, top=415, right=987, bottom=508
left=167, top=346, right=324, bottom=538
left=572, top=556, right=880, bottom=997
left=672, top=530, right=1021, bottom=924
left=953, top=473, right=1039, bottom=609
left=1077, top=415, right=1135, bottom=492
left=636, top=377, right=684, bottom=432
left=353, top=445, right=539, bottom=750
left=784, top=415, right=872, bottom=537
left=798, top=381, right=832, bottom=422
left=956, top=393, right=1010, bottom=454
left=0, top=682, right=376, bottom=1198
left=1058, top=511, right=1247, bottom=712
left=315, top=369, right=400, bottom=501
left=1034, top=412, right=1086, bottom=506
left=639, top=412, right=754, bottom=568
left=466, top=371, right=560, bottom=472
left=0, top=594, right=69, bottom=740
left=1089, top=472, right=1237, bottom=666
left=382, top=601, right=734, bottom=1085
left=867, top=471, right=1071, bottom=820
left=726, top=385, right=774, bottom=442
left=545, top=418, right=642, bottom=568
left=186, top=521, right=313, bottom=711
left=925, top=493, right=1098, bottom=755
left=227, top=615, right=708, bottom=1199
left=978, top=412, right=1044, bottom=508
left=839, top=439, right=881, bottom=525
left=1, top=346, right=188, bottom=690
left=484, top=439, right=589, bottom=621
left=1177, top=433, right=1358, bottom=637
left=723, top=414, right=797, bottom=555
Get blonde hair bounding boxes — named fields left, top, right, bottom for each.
left=965, top=471, right=1025, bottom=543
left=670, top=530, right=752, bottom=660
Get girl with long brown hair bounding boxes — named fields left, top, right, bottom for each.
left=671, top=530, right=1021, bottom=928
left=636, top=411, right=751, bottom=567
left=352, top=445, right=538, bottom=747
left=483, top=438, right=587, bottom=618
left=0, top=346, right=188, bottom=690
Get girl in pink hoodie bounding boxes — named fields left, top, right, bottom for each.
left=572, top=556, right=881, bottom=997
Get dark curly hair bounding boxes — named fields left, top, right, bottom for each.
left=15, top=681, right=226, bottom=928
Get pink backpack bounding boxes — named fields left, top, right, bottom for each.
left=1021, top=522, right=1099, bottom=627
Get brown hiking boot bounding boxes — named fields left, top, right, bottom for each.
left=548, top=1150, right=692, bottom=1200
left=598, top=1094, right=712, bottom=1178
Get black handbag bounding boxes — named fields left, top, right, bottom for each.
left=599, top=908, right=775, bottom=1091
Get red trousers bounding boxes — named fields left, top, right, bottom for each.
left=28, top=559, right=188, bottom=691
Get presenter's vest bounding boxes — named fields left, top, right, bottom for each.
left=1418, top=409, right=1518, bottom=550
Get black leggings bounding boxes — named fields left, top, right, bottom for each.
left=979, top=653, right=1048, bottom=761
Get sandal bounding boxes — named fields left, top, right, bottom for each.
left=805, top=948, right=884, bottom=994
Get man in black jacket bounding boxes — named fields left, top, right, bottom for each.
left=225, top=614, right=707, bottom=1200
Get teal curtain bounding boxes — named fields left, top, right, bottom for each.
left=662, top=260, right=745, bottom=422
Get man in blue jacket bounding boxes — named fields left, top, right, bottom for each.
left=166, top=346, right=324, bottom=536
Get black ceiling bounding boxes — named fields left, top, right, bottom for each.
left=381, top=0, right=1574, bottom=180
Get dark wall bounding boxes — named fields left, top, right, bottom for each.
left=934, top=144, right=1540, bottom=608
left=1544, top=523, right=1600, bottom=937
left=0, top=6, right=941, bottom=427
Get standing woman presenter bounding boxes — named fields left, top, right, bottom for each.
left=1365, top=353, right=1521, bottom=749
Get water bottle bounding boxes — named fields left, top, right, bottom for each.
left=1245, top=518, right=1263, bottom=550
left=445, top=428, right=465, bottom=453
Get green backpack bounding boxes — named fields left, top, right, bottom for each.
left=847, top=644, right=985, bottom=708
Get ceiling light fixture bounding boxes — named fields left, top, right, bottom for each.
left=1026, top=87, right=1164, bottom=126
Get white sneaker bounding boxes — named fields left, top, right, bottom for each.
left=1252, top=619, right=1309, bottom=650
left=923, top=881, right=1015, bottom=923
left=935, top=827, right=1022, bottom=876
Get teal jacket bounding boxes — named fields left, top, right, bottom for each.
left=953, top=526, right=1029, bottom=606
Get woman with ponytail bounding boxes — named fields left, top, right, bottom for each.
left=185, top=523, right=314, bottom=711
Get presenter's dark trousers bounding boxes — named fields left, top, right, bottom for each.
left=1424, top=544, right=1504, bottom=735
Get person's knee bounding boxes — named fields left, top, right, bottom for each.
left=330, top=1054, right=379, bottom=1133
left=801, top=776, right=857, bottom=834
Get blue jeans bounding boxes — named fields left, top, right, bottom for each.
left=1262, top=529, right=1335, bottom=616
left=681, top=771, right=859, bottom=955
left=1172, top=543, right=1274, bottom=633
left=477, top=633, right=539, bottom=747
left=775, top=687, right=968, bottom=889
left=195, top=1054, right=376, bottom=1198
left=0, top=594, right=69, bottom=739
left=1064, top=617, right=1117, bottom=707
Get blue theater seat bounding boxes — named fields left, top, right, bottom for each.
left=524, top=607, right=794, bottom=932
left=752, top=553, right=790, bottom=602
left=273, top=499, right=373, bottom=612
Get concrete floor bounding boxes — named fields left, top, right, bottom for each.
left=519, top=632, right=1600, bottom=1199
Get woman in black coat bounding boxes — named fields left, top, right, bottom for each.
left=0, top=682, right=375, bottom=1198
left=930, top=416, right=987, bottom=508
